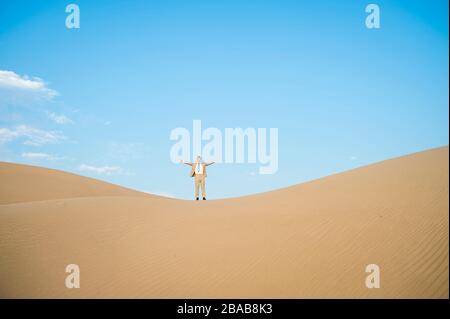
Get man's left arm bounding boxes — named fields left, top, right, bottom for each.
left=205, top=161, right=215, bottom=166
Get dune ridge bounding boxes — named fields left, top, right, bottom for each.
left=0, top=162, right=148, bottom=205
left=0, top=146, right=448, bottom=298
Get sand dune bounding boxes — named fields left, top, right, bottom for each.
left=0, top=147, right=448, bottom=298
left=0, top=162, right=148, bottom=205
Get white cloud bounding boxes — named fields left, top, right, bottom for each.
left=79, top=164, right=123, bottom=175
left=21, top=152, right=60, bottom=160
left=0, top=70, right=58, bottom=104
left=0, top=128, right=18, bottom=144
left=47, top=111, right=73, bottom=124
left=0, top=125, right=66, bottom=146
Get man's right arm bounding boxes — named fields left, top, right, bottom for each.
left=180, top=160, right=193, bottom=166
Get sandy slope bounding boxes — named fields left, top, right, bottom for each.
left=0, top=147, right=448, bottom=298
left=0, top=162, right=148, bottom=205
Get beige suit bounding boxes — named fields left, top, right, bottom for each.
left=190, top=162, right=208, bottom=178
left=184, top=161, right=213, bottom=198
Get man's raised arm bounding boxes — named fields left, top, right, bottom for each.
left=205, top=161, right=215, bottom=166
left=180, top=160, right=193, bottom=166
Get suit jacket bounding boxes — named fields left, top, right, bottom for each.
left=190, top=162, right=208, bottom=178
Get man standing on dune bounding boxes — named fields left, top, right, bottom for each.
left=180, top=156, right=215, bottom=200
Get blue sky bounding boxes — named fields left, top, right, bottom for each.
left=0, top=0, right=448, bottom=199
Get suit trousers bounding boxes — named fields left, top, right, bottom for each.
left=194, top=174, right=206, bottom=198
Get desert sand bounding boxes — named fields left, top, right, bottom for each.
left=0, top=146, right=448, bottom=298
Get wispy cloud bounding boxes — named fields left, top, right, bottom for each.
left=79, top=164, right=123, bottom=175
left=0, top=70, right=58, bottom=104
left=47, top=111, right=73, bottom=124
left=0, top=128, right=18, bottom=144
left=0, top=125, right=66, bottom=146
left=21, top=152, right=61, bottom=160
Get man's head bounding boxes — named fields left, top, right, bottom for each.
left=196, top=155, right=202, bottom=162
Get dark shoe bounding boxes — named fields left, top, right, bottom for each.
left=203, top=197, right=206, bottom=200
left=196, top=197, right=199, bottom=200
